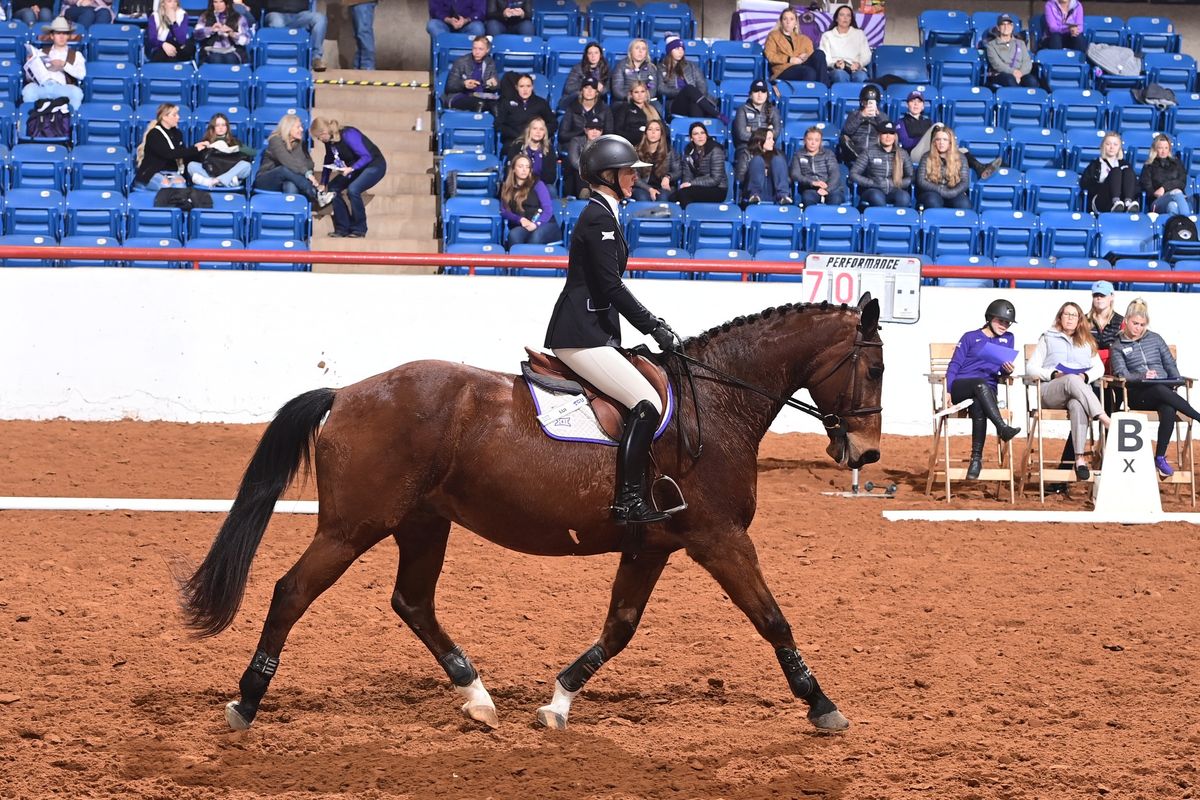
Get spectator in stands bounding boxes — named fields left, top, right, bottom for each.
left=851, top=120, right=912, bottom=208
left=611, top=39, right=657, bottom=103
left=1028, top=301, right=1112, bottom=480
left=485, top=0, right=532, bottom=37
left=507, top=117, right=557, bottom=187
left=764, top=7, right=828, bottom=85
left=820, top=4, right=871, bottom=84
left=263, top=0, right=328, bottom=72
left=838, top=84, right=882, bottom=164
left=1110, top=297, right=1200, bottom=478
left=896, top=90, right=931, bottom=154
left=345, top=0, right=377, bottom=70
left=496, top=73, right=557, bottom=151
left=564, top=118, right=605, bottom=198
left=60, top=0, right=114, bottom=28
left=559, top=41, right=609, bottom=110
left=146, top=0, right=197, bottom=63
left=790, top=125, right=846, bottom=207
left=735, top=129, right=791, bottom=206
left=254, top=112, right=333, bottom=206
left=500, top=154, right=562, bottom=248
left=22, top=17, right=86, bottom=111
left=1080, top=131, right=1140, bottom=213
left=916, top=126, right=971, bottom=209
left=1040, top=0, right=1086, bottom=51
left=673, top=122, right=727, bottom=208
left=612, top=81, right=662, bottom=149
left=134, top=103, right=210, bottom=190
left=985, top=14, right=1038, bottom=88
left=910, top=122, right=1003, bottom=181
left=1140, top=133, right=1192, bottom=217
left=426, top=0, right=484, bottom=39
left=657, top=36, right=723, bottom=120
left=12, top=0, right=53, bottom=27
left=194, top=0, right=252, bottom=65
left=445, top=35, right=499, bottom=113
left=632, top=119, right=673, bottom=202
left=559, top=77, right=612, bottom=150
left=945, top=298, right=1022, bottom=480
left=311, top=117, right=386, bottom=238
left=187, top=112, right=254, bottom=188
left=733, top=79, right=781, bottom=158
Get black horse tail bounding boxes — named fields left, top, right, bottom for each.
left=179, top=388, right=336, bottom=638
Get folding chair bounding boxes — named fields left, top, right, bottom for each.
left=925, top=342, right=1017, bottom=502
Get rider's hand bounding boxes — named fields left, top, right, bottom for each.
left=652, top=321, right=678, bottom=353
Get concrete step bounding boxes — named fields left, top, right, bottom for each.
left=315, top=84, right=431, bottom=113
left=313, top=212, right=439, bottom=238
left=370, top=170, right=436, bottom=195
left=318, top=192, right=435, bottom=216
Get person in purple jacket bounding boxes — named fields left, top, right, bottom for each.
left=426, top=0, right=485, bottom=38
left=311, top=118, right=387, bottom=238
left=146, top=0, right=197, bottom=63
left=1041, top=0, right=1087, bottom=51
left=945, top=298, right=1023, bottom=479
left=499, top=154, right=561, bottom=248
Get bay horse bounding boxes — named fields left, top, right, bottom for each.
left=180, top=295, right=884, bottom=734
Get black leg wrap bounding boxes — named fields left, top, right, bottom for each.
left=249, top=649, right=279, bottom=677
left=776, top=647, right=816, bottom=699
left=437, top=646, right=479, bottom=687
left=558, top=644, right=607, bottom=693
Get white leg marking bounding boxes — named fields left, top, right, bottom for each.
left=535, top=679, right=579, bottom=730
left=455, top=677, right=499, bottom=728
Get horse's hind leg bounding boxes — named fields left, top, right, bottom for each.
left=537, top=550, right=670, bottom=730
left=225, top=527, right=389, bottom=731
left=389, top=518, right=499, bottom=728
left=688, top=529, right=849, bottom=732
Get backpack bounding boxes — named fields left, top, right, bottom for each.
left=153, top=187, right=215, bottom=211
left=1086, top=43, right=1142, bottom=76
left=1131, top=83, right=1178, bottom=111
left=1162, top=214, right=1200, bottom=261
left=25, top=97, right=71, bottom=140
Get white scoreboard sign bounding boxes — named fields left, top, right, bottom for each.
left=801, top=253, right=922, bottom=324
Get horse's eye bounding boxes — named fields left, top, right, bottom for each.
left=868, top=366, right=884, bottom=380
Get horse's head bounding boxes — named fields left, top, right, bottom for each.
left=806, top=294, right=884, bottom=469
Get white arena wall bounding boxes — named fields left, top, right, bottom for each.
left=4, top=268, right=1196, bottom=436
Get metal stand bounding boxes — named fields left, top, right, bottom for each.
left=821, top=468, right=898, bottom=499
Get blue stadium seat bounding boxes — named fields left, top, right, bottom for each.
left=185, top=237, right=245, bottom=269
left=929, top=46, right=981, bottom=88
left=1145, top=52, right=1195, bottom=94
left=1034, top=49, right=1089, bottom=91
left=861, top=206, right=920, bottom=255
left=0, top=57, right=22, bottom=102
left=955, top=125, right=1009, bottom=166
left=1097, top=213, right=1157, bottom=261
left=1040, top=212, right=1096, bottom=259
left=87, top=23, right=142, bottom=65
left=996, top=86, right=1051, bottom=129
left=828, top=81, right=866, bottom=123
left=717, top=78, right=754, bottom=120
left=932, top=254, right=994, bottom=288
left=249, top=193, right=310, bottom=241
left=972, top=167, right=1025, bottom=212
left=982, top=209, right=1039, bottom=259
left=545, top=36, right=591, bottom=78
left=780, top=121, right=834, bottom=164
left=0, top=21, right=30, bottom=62
left=972, top=12, right=1022, bottom=45
left=10, top=143, right=69, bottom=191
left=803, top=205, right=860, bottom=253
left=70, top=144, right=131, bottom=192
left=127, top=190, right=185, bottom=240
left=882, top=84, right=938, bottom=121
left=437, top=110, right=497, bottom=154
left=1052, top=257, right=1111, bottom=290
left=994, top=256, right=1056, bottom=289
left=0, top=234, right=56, bottom=267
left=443, top=196, right=503, bottom=246
left=508, top=243, right=568, bottom=277
left=1051, top=88, right=1108, bottom=131
left=1122, top=129, right=1173, bottom=167
left=755, top=250, right=806, bottom=282
left=1173, top=259, right=1200, bottom=291
left=558, top=198, right=590, bottom=243
left=1094, top=60, right=1147, bottom=94
left=744, top=203, right=803, bottom=254
left=1009, top=127, right=1065, bottom=171
left=139, top=62, right=195, bottom=108
left=432, top=32, right=474, bottom=72
left=65, top=189, right=126, bottom=239
left=922, top=208, right=979, bottom=258
left=641, top=2, right=696, bottom=39
left=872, top=45, right=927, bottom=84
left=628, top=246, right=691, bottom=280
left=939, top=85, right=995, bottom=127
left=692, top=248, right=754, bottom=280
left=441, top=152, right=501, bottom=199
left=58, top=234, right=120, bottom=267
left=121, top=235, right=185, bottom=268
left=1125, top=16, right=1181, bottom=54
left=16, top=101, right=74, bottom=145
left=246, top=238, right=311, bottom=271
left=442, top=242, right=507, bottom=275
left=195, top=64, right=253, bottom=107
left=601, top=36, right=642, bottom=65
left=3, top=188, right=63, bottom=237
left=1162, top=214, right=1200, bottom=262
left=918, top=10, right=973, bottom=50
left=0, top=99, right=17, bottom=148
left=188, top=192, right=249, bottom=241
left=76, top=103, right=135, bottom=148
left=1025, top=168, right=1080, bottom=213
left=533, top=0, right=582, bottom=37
left=1108, top=90, right=1161, bottom=132
left=1065, top=128, right=1107, bottom=172
left=253, top=65, right=313, bottom=109
left=711, top=40, right=764, bottom=84
left=83, top=61, right=137, bottom=105
left=252, top=27, right=312, bottom=69
left=1115, top=258, right=1174, bottom=291
left=1166, top=92, right=1200, bottom=138
left=684, top=202, right=743, bottom=252
left=623, top=201, right=684, bottom=249
left=778, top=81, right=828, bottom=126
left=491, top=34, right=546, bottom=74
left=588, top=0, right=641, bottom=38
left=1083, top=15, right=1125, bottom=47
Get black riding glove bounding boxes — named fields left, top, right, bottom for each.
left=652, top=321, right=678, bottom=353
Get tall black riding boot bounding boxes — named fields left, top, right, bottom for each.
left=966, top=417, right=986, bottom=480
left=973, top=385, right=1021, bottom=442
left=612, top=400, right=671, bottom=524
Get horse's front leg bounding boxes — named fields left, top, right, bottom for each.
left=689, top=529, right=850, bottom=732
left=537, top=550, right=670, bottom=730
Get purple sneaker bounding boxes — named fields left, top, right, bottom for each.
left=1155, top=456, right=1175, bottom=478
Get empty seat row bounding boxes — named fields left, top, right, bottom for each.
left=462, top=0, right=696, bottom=41
left=0, top=233, right=310, bottom=270
left=919, top=11, right=1180, bottom=54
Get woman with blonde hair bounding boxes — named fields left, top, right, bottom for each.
left=611, top=38, right=657, bottom=102
left=851, top=120, right=911, bottom=207
left=1080, top=131, right=1139, bottom=213
left=310, top=116, right=386, bottom=237
left=146, top=0, right=196, bottom=62
left=1140, top=133, right=1191, bottom=216
left=612, top=80, right=662, bottom=149
left=1027, top=302, right=1112, bottom=481
left=916, top=125, right=971, bottom=209
left=506, top=117, right=557, bottom=187
left=764, top=7, right=827, bottom=84
left=254, top=113, right=332, bottom=206
left=632, top=118, right=673, bottom=201
left=134, top=103, right=209, bottom=189
left=499, top=153, right=561, bottom=248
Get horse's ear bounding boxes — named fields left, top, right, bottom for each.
left=858, top=293, right=880, bottom=336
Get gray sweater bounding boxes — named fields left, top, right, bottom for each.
left=986, top=36, right=1032, bottom=76
left=656, top=59, right=708, bottom=100
left=732, top=100, right=782, bottom=151
left=610, top=60, right=658, bottom=101
left=916, top=154, right=971, bottom=201
left=261, top=134, right=314, bottom=176
left=789, top=146, right=843, bottom=192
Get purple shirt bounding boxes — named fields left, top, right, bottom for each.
left=1043, top=0, right=1084, bottom=35
left=945, top=328, right=1016, bottom=388
left=429, top=0, right=485, bottom=21
left=500, top=181, right=553, bottom=226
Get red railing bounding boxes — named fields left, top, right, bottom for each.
left=1, top=245, right=1195, bottom=286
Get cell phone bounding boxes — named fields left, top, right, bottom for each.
left=867, top=100, right=877, bottom=113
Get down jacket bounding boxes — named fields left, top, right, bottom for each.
left=851, top=143, right=913, bottom=193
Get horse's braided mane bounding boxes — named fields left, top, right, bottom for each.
left=686, top=300, right=855, bottom=346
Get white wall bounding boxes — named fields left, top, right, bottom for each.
left=4, top=268, right=1196, bottom=435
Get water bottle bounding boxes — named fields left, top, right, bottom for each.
left=414, top=116, right=425, bottom=132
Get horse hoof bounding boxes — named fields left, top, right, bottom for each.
left=535, top=707, right=568, bottom=730
left=809, top=709, right=850, bottom=731
left=224, top=701, right=253, bottom=731
left=462, top=702, right=500, bottom=729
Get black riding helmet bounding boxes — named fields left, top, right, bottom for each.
left=985, top=298, right=1017, bottom=325
left=581, top=134, right=651, bottom=197
left=859, top=84, right=881, bottom=107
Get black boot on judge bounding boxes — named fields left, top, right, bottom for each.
left=973, top=386, right=1021, bottom=442
left=966, top=417, right=986, bottom=480
left=612, top=401, right=671, bottom=524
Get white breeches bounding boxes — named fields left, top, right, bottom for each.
left=553, top=345, right=662, bottom=415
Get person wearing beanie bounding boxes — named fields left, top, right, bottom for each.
left=657, top=36, right=724, bottom=121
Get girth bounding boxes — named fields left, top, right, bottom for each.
left=523, top=348, right=670, bottom=440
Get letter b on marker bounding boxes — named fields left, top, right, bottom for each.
left=1117, top=419, right=1143, bottom=452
